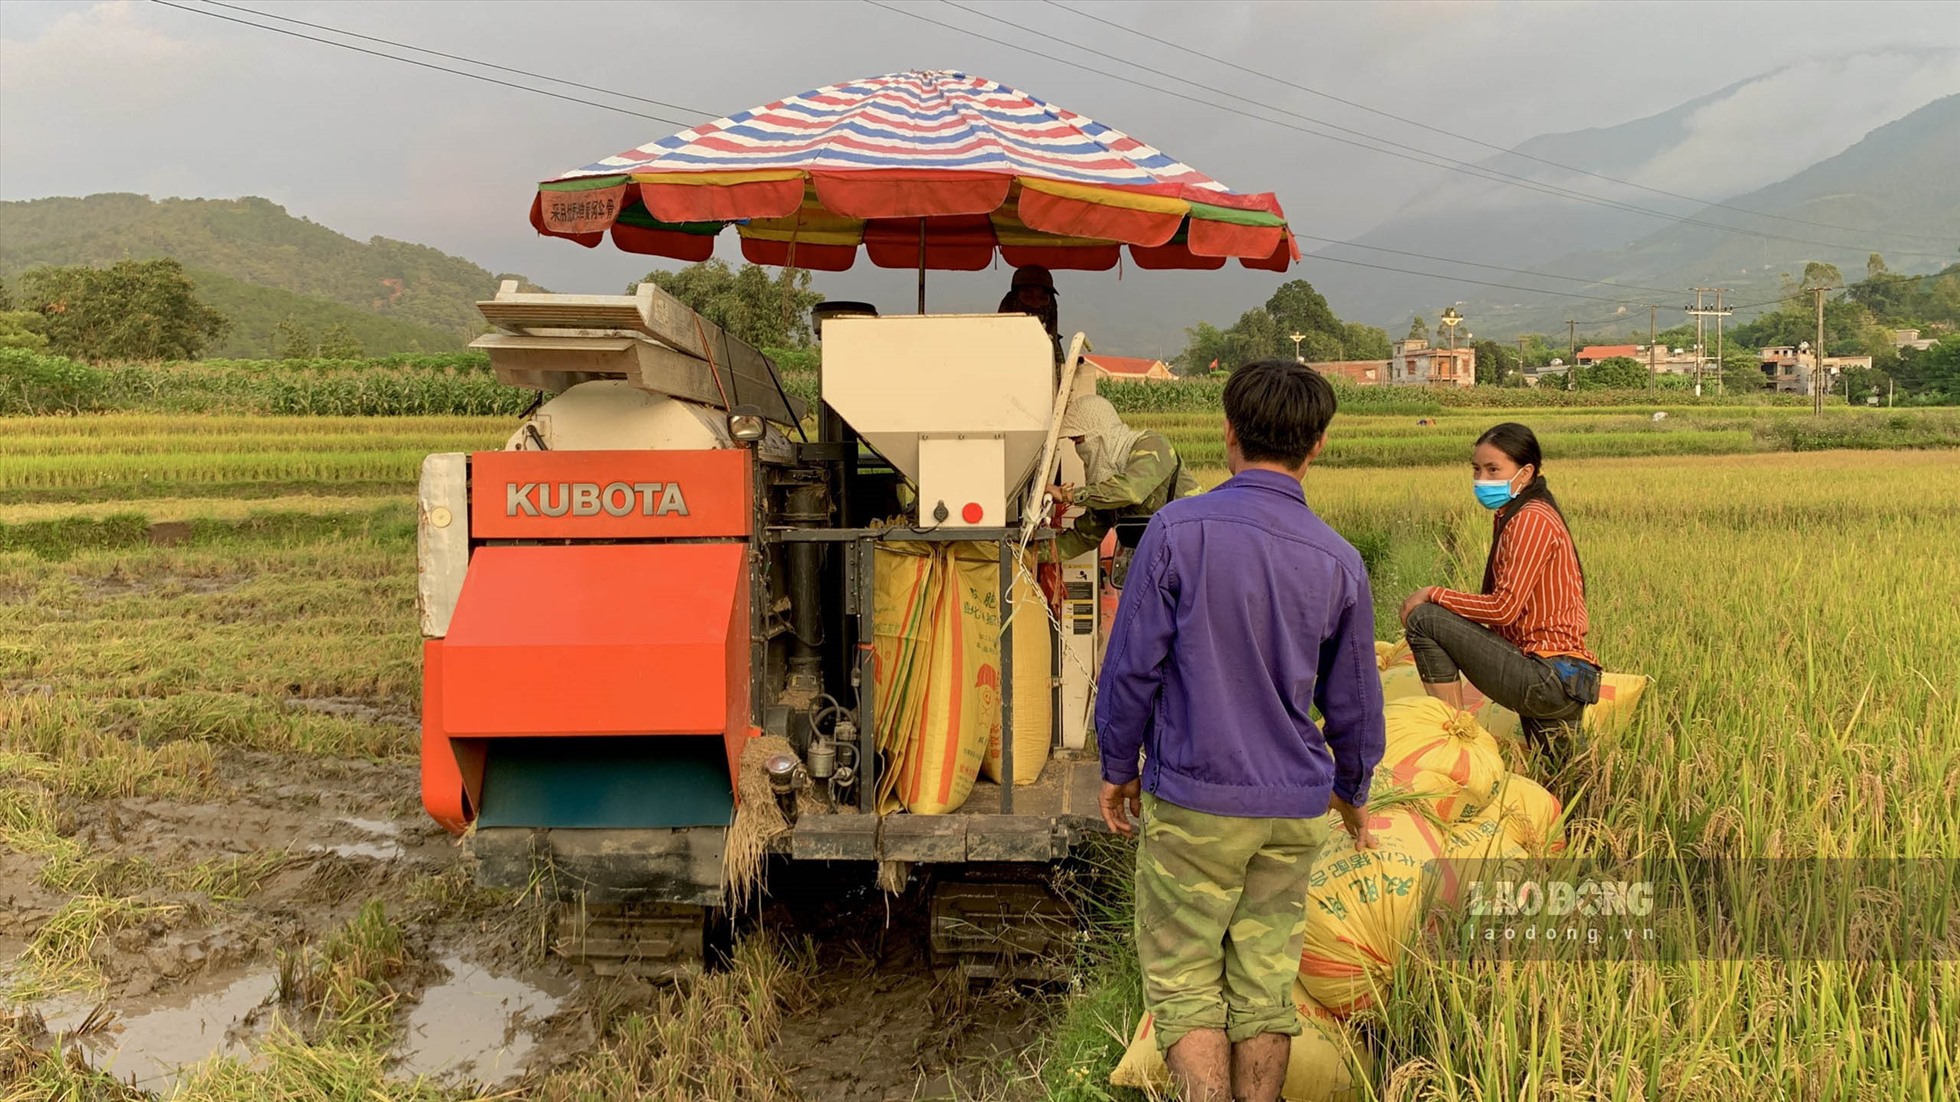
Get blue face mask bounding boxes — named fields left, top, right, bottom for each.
left=1473, top=479, right=1515, bottom=510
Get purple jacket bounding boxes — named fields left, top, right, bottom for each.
left=1096, top=468, right=1385, bottom=818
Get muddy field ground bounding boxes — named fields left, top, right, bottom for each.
left=0, top=415, right=1137, bottom=1100
left=3, top=744, right=1085, bottom=1099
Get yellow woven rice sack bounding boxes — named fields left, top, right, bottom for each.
left=1297, top=806, right=1438, bottom=1017
left=890, top=548, right=990, bottom=815
left=1379, top=698, right=1506, bottom=823
left=1328, top=797, right=1450, bottom=862
left=1484, top=774, right=1566, bottom=854
left=1375, top=639, right=1423, bottom=701
left=1477, top=701, right=1523, bottom=743
left=1379, top=664, right=1424, bottom=702
left=871, top=544, right=941, bottom=813
left=978, top=561, right=1053, bottom=786
left=1584, top=672, right=1652, bottom=738
left=1111, top=1005, right=1375, bottom=1100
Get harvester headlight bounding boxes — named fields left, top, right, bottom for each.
left=728, top=404, right=766, bottom=443
left=763, top=753, right=801, bottom=793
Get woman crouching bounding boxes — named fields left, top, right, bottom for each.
left=1399, top=423, right=1601, bottom=775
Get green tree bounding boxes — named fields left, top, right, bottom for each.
left=636, top=260, right=824, bottom=349
left=1895, top=338, right=1960, bottom=402
left=1720, top=349, right=1768, bottom=394
left=317, top=322, right=363, bottom=359
left=1263, top=280, right=1340, bottom=343
left=1573, top=356, right=1647, bottom=389
left=1472, top=338, right=1520, bottom=386
left=1407, top=316, right=1428, bottom=342
left=1226, top=308, right=1285, bottom=366
left=18, top=259, right=230, bottom=361
left=1341, top=321, right=1392, bottom=360
left=1176, top=321, right=1234, bottom=374
left=0, top=311, right=49, bottom=351
left=1299, top=331, right=1344, bottom=363
left=275, top=317, right=316, bottom=360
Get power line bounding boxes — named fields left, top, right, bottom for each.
left=1039, top=0, right=1956, bottom=249
left=202, top=1, right=720, bottom=119
left=1297, top=253, right=1651, bottom=305
left=150, top=0, right=700, bottom=128
left=889, top=0, right=1954, bottom=259
left=1292, top=234, right=1681, bottom=297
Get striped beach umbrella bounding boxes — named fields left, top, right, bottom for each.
left=531, top=70, right=1297, bottom=275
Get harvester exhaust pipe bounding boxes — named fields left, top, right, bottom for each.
left=782, top=481, right=830, bottom=691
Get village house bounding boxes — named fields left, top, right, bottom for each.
left=1389, top=338, right=1475, bottom=387
left=1759, top=344, right=1874, bottom=394
left=1081, top=353, right=1176, bottom=383
left=1576, top=344, right=1704, bottom=375
left=1893, top=329, right=1938, bottom=352
left=1310, top=339, right=1476, bottom=388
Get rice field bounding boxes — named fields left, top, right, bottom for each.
left=2, top=409, right=1957, bottom=1100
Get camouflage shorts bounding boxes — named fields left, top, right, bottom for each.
left=1135, top=793, right=1330, bottom=1050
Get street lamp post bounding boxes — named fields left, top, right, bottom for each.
left=1289, top=331, right=1307, bottom=363
left=1439, top=307, right=1463, bottom=350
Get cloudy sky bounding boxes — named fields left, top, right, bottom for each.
left=3, top=0, right=1956, bottom=346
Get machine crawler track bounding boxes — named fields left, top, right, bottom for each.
left=928, top=877, right=1078, bottom=982
left=554, top=902, right=710, bottom=981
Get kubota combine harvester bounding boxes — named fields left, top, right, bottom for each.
left=416, top=70, right=1299, bottom=977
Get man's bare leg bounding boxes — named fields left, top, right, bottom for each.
left=1165, top=1028, right=1230, bottom=1102
left=1229, top=1033, right=1290, bottom=1102
left=1422, top=677, right=1467, bottom=710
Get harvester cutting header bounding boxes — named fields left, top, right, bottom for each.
left=417, top=70, right=1297, bottom=976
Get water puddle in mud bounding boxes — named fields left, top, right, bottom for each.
left=24, top=957, right=569, bottom=1090
left=34, top=968, right=278, bottom=1089
left=307, top=816, right=405, bottom=861
left=394, top=957, right=567, bottom=1084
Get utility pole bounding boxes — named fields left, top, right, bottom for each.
left=1684, top=289, right=1730, bottom=396
left=1517, top=337, right=1528, bottom=387
left=1814, top=286, right=1827, bottom=416
left=1566, top=319, right=1577, bottom=391
left=1713, top=288, right=1730, bottom=396
left=1648, top=305, right=1657, bottom=390
left=1688, top=288, right=1707, bottom=396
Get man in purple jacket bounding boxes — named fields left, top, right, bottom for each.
left=1097, top=359, right=1385, bottom=1102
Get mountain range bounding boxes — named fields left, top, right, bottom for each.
left=1310, top=51, right=1959, bottom=340
left=0, top=194, right=521, bottom=357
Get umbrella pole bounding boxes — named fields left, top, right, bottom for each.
left=916, top=218, right=926, bottom=314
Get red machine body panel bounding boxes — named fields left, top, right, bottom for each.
left=469, top=449, right=751, bottom=540
left=439, top=543, right=744, bottom=737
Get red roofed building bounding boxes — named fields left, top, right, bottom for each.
left=1576, top=345, right=1640, bottom=366
left=1082, top=354, right=1176, bottom=382
left=1308, top=360, right=1386, bottom=386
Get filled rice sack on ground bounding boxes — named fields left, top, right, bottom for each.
left=1378, top=698, right=1505, bottom=824
left=1296, top=804, right=1441, bottom=1017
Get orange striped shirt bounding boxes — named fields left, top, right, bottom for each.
left=1433, top=501, right=1595, bottom=664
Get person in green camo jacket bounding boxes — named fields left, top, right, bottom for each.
left=1049, top=394, right=1202, bottom=584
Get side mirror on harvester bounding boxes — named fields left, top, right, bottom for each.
left=1113, top=517, right=1151, bottom=550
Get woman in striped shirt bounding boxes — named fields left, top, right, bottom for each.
left=1398, top=423, right=1601, bottom=773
